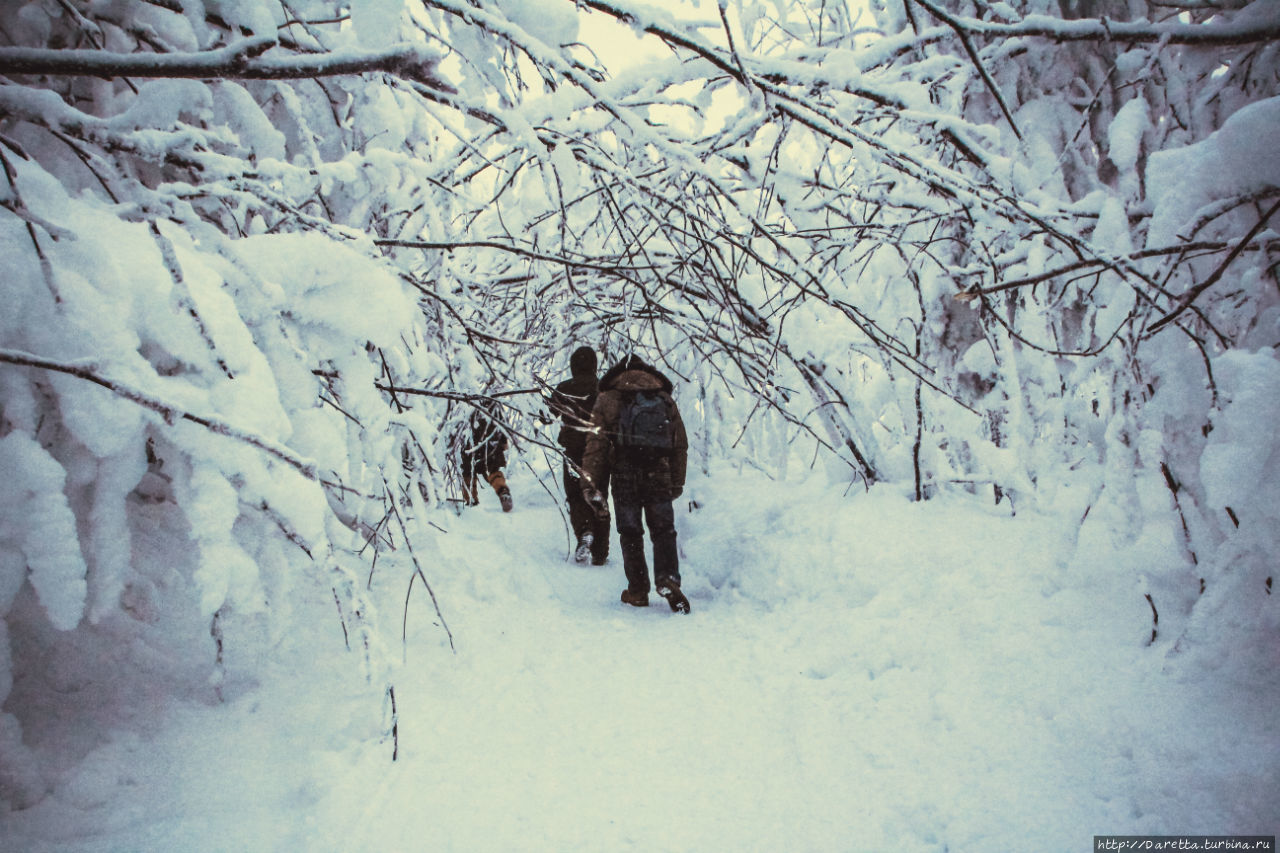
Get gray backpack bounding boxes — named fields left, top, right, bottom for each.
left=616, top=389, right=675, bottom=457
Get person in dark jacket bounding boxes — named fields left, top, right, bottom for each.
left=460, top=405, right=513, bottom=512
left=549, top=346, right=610, bottom=564
left=581, top=355, right=690, bottom=613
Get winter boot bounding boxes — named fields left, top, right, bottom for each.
left=574, top=533, right=594, bottom=564
left=657, top=580, right=690, bottom=614
left=620, top=588, right=649, bottom=608
left=497, top=486, right=513, bottom=513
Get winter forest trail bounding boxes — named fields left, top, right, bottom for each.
left=3, top=465, right=1277, bottom=852
left=5, top=1, right=1280, bottom=849
left=350, top=464, right=1278, bottom=851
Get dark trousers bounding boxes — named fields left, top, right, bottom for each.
left=564, top=462, right=609, bottom=560
left=613, top=497, right=678, bottom=593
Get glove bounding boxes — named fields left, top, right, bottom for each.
left=583, top=487, right=609, bottom=519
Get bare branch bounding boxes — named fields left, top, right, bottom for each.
left=911, top=0, right=1022, bottom=141
left=958, top=238, right=1280, bottom=298
left=1146, top=198, right=1280, bottom=336
left=375, top=237, right=664, bottom=273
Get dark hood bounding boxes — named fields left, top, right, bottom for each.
left=569, top=346, right=598, bottom=378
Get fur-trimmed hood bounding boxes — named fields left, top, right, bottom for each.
left=599, top=357, right=674, bottom=394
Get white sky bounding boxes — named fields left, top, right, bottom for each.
left=574, top=0, right=728, bottom=72
left=572, top=1, right=746, bottom=136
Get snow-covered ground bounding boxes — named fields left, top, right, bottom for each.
left=2, top=463, right=1277, bottom=852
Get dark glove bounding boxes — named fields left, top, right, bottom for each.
left=583, top=486, right=609, bottom=519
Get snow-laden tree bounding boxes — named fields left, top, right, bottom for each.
left=0, top=0, right=466, bottom=802
left=1, top=0, right=1276, bottom=805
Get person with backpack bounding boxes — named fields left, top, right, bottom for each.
left=460, top=404, right=514, bottom=512
left=581, top=355, right=690, bottom=613
left=549, top=346, right=610, bottom=565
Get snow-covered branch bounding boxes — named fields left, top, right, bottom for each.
left=0, top=348, right=320, bottom=482
left=911, top=1, right=1280, bottom=46
left=958, top=238, right=1280, bottom=298
left=375, top=238, right=665, bottom=273
left=1146, top=198, right=1280, bottom=336
left=0, top=38, right=449, bottom=86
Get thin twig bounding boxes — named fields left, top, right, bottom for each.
left=385, top=483, right=455, bottom=654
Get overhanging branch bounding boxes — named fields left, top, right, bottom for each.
left=375, top=237, right=663, bottom=273
left=0, top=38, right=450, bottom=87
left=0, top=347, right=321, bottom=482
left=956, top=238, right=1280, bottom=299
left=1146, top=199, right=1280, bottom=336
left=917, top=10, right=1280, bottom=46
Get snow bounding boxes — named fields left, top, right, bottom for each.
left=85, top=446, right=148, bottom=624
left=494, top=0, right=580, bottom=48
left=105, top=80, right=214, bottom=133
left=211, top=82, right=287, bottom=164
left=1200, top=348, right=1280, bottom=515
left=0, top=432, right=88, bottom=633
left=2, top=462, right=1275, bottom=851
left=231, top=232, right=415, bottom=348
left=203, top=0, right=277, bottom=39
left=1107, top=96, right=1149, bottom=174
left=349, top=0, right=406, bottom=49
left=1146, top=96, right=1280, bottom=246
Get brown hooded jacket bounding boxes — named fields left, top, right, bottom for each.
left=582, top=359, right=688, bottom=502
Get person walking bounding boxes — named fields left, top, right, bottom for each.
left=550, top=346, right=610, bottom=564
left=460, top=405, right=513, bottom=512
left=581, top=355, right=690, bottom=613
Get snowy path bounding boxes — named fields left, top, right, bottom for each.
left=3, top=466, right=1277, bottom=851
left=340, top=467, right=1278, bottom=851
